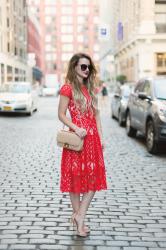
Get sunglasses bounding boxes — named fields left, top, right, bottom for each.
left=79, top=64, right=92, bottom=71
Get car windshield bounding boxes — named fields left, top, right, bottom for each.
left=0, top=84, right=31, bottom=93
left=154, top=79, right=166, bottom=100
left=121, top=86, right=132, bottom=98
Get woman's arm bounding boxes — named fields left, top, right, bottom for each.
left=58, top=95, right=87, bottom=139
left=95, top=109, right=103, bottom=144
left=58, top=95, right=76, bottom=130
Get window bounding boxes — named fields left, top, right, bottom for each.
left=61, top=7, right=72, bottom=14
left=155, top=13, right=166, bottom=33
left=61, top=35, right=73, bottom=42
left=45, top=6, right=56, bottom=15
left=1, top=64, right=5, bottom=84
left=142, top=80, right=151, bottom=96
left=77, top=25, right=84, bottom=33
left=77, top=35, right=83, bottom=42
left=45, top=0, right=56, bottom=4
left=154, top=78, right=166, bottom=99
left=0, top=35, right=2, bottom=52
left=61, top=0, right=73, bottom=4
left=115, top=86, right=121, bottom=95
left=62, top=44, right=73, bottom=52
left=7, top=42, right=10, bottom=52
left=157, top=53, right=166, bottom=67
left=77, top=0, right=88, bottom=4
left=45, top=35, right=51, bottom=42
left=77, top=7, right=89, bottom=15
left=134, top=81, right=145, bottom=93
left=7, top=65, right=13, bottom=81
left=61, top=16, right=73, bottom=24
left=77, top=16, right=86, bottom=24
left=62, top=53, right=73, bottom=61
left=0, top=7, right=2, bottom=25
left=46, top=53, right=57, bottom=60
left=45, top=44, right=52, bottom=51
left=61, top=25, right=73, bottom=33
left=45, top=16, right=52, bottom=24
left=14, top=47, right=17, bottom=55
left=155, top=13, right=166, bottom=23
left=7, top=18, right=10, bottom=27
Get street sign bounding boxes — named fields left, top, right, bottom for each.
left=98, top=23, right=110, bottom=41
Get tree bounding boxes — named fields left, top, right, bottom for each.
left=116, top=74, right=127, bottom=85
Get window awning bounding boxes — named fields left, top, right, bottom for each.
left=32, top=67, right=43, bottom=80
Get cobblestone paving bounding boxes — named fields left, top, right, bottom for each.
left=0, top=97, right=166, bottom=250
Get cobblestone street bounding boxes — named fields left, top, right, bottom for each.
left=0, top=96, right=166, bottom=250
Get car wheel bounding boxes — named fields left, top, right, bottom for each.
left=146, top=120, right=159, bottom=154
left=27, top=110, right=33, bottom=116
left=111, top=110, right=115, bottom=119
left=26, top=104, right=33, bottom=116
left=126, top=111, right=137, bottom=137
left=118, top=109, right=124, bottom=126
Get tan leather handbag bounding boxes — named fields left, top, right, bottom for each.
left=56, top=130, right=84, bottom=151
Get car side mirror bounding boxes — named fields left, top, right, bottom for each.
left=138, top=92, right=151, bottom=101
left=114, top=94, right=121, bottom=98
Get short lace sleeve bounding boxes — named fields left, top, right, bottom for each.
left=59, top=84, right=72, bottom=99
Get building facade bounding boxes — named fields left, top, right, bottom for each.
left=98, top=0, right=113, bottom=82
left=110, top=0, right=166, bottom=82
left=0, top=0, right=31, bottom=85
left=27, top=9, right=43, bottom=84
left=28, top=0, right=100, bottom=85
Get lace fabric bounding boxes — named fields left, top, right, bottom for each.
left=59, top=83, right=107, bottom=193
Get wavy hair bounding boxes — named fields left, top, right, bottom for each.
left=65, top=53, right=97, bottom=112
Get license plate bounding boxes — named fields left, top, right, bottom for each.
left=4, top=106, right=12, bottom=111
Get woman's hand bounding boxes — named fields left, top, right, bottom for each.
left=102, top=141, right=105, bottom=151
left=74, top=127, right=87, bottom=139
left=100, top=138, right=105, bottom=151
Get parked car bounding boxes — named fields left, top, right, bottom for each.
left=42, top=82, right=60, bottom=97
left=0, top=82, right=38, bottom=116
left=111, top=83, right=134, bottom=126
left=126, top=77, right=166, bottom=154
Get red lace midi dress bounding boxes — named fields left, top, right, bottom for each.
left=59, top=83, right=107, bottom=193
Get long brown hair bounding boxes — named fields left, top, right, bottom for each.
left=65, top=53, right=97, bottom=112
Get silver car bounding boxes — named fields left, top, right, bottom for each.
left=0, top=82, right=38, bottom=116
left=111, top=84, right=134, bottom=126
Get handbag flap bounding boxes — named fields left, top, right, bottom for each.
left=57, top=130, right=83, bottom=147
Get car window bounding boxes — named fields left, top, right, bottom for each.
left=0, top=84, right=31, bottom=93
left=142, top=80, right=151, bottom=96
left=115, top=86, right=121, bottom=94
left=154, top=79, right=166, bottom=100
left=134, top=81, right=145, bottom=93
left=121, top=85, right=132, bottom=97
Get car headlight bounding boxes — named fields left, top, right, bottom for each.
left=157, top=107, right=166, bottom=122
left=158, top=108, right=166, bottom=117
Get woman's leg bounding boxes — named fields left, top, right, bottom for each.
left=75, top=191, right=95, bottom=233
left=69, top=192, right=91, bottom=233
left=69, top=192, right=80, bottom=213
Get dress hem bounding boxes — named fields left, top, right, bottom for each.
left=60, top=187, right=107, bottom=194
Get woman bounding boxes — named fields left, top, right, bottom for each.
left=58, top=53, right=107, bottom=237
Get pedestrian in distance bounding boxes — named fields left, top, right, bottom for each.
left=58, top=53, right=107, bottom=237
left=101, top=83, right=108, bottom=107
